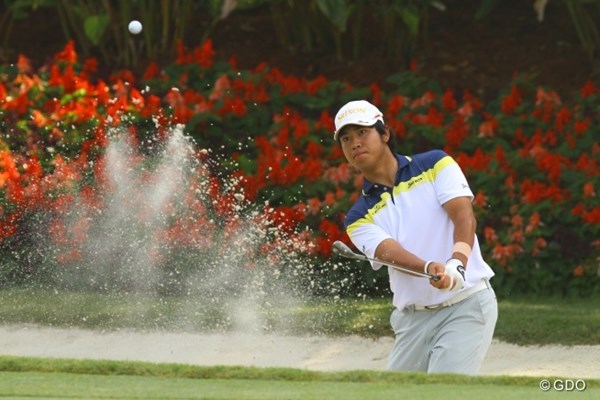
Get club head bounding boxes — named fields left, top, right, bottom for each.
left=332, top=241, right=362, bottom=260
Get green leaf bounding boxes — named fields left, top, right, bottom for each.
left=83, top=14, right=109, bottom=46
left=399, top=6, right=420, bottom=37
left=315, top=0, right=350, bottom=32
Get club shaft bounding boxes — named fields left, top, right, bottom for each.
left=355, top=253, right=437, bottom=280
left=333, top=241, right=439, bottom=281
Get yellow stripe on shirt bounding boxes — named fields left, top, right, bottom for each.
left=393, top=155, right=455, bottom=195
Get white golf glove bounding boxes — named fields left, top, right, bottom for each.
left=443, top=258, right=466, bottom=292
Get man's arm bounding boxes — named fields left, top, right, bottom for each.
left=374, top=239, right=452, bottom=289
left=362, top=196, right=476, bottom=291
left=374, top=238, right=429, bottom=273
left=442, top=196, right=476, bottom=267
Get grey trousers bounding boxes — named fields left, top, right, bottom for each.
left=387, top=283, right=498, bottom=374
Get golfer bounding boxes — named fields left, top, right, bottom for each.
left=334, top=100, right=497, bottom=374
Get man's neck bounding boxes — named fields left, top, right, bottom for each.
left=363, top=151, right=398, bottom=188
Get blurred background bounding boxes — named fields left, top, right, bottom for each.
left=1, top=0, right=597, bottom=99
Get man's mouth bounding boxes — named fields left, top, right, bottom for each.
left=353, top=150, right=367, bottom=159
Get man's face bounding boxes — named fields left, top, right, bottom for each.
left=338, top=125, right=389, bottom=171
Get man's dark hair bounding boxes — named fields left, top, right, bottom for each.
left=374, top=120, right=396, bottom=152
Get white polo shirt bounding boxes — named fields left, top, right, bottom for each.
left=345, top=150, right=495, bottom=310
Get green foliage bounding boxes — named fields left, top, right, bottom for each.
left=269, top=0, right=437, bottom=64
left=0, top=40, right=598, bottom=297
left=3, top=0, right=600, bottom=72
left=1, top=0, right=251, bottom=66
left=83, top=14, right=110, bottom=46
left=475, top=0, right=600, bottom=64
left=565, top=0, right=600, bottom=61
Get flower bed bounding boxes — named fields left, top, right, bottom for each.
left=0, top=41, right=598, bottom=296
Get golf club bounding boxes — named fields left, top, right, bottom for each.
left=332, top=240, right=440, bottom=281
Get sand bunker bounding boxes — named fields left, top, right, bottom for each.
left=1, top=324, right=599, bottom=379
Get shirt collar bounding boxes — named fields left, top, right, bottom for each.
left=362, top=153, right=410, bottom=195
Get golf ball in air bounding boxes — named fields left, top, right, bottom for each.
left=128, top=20, right=142, bottom=35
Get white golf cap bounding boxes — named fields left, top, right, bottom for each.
left=333, top=100, right=384, bottom=140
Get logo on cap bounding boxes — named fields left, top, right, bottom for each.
left=333, top=100, right=384, bottom=140
left=337, top=107, right=367, bottom=121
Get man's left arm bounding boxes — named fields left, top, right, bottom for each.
left=429, top=196, right=476, bottom=292
left=442, top=196, right=476, bottom=267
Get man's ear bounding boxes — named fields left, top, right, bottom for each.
left=383, top=127, right=390, bottom=142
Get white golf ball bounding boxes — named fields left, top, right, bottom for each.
left=128, top=20, right=142, bottom=35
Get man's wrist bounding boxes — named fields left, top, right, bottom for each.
left=424, top=260, right=434, bottom=274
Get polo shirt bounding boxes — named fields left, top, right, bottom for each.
left=344, top=150, right=495, bottom=309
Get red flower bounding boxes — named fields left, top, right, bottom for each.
left=583, top=207, right=600, bottom=224
left=583, top=182, right=596, bottom=197
left=306, top=197, right=321, bottom=215
left=267, top=205, right=305, bottom=234
left=370, top=83, right=382, bottom=106
left=386, top=94, right=407, bottom=116
left=82, top=58, right=98, bottom=77
left=501, top=85, right=522, bottom=114
left=306, top=141, right=323, bottom=157
left=525, top=212, right=541, bottom=233
left=455, top=149, right=491, bottom=172
left=17, top=55, right=32, bottom=74
left=301, top=158, right=323, bottom=182
left=536, top=152, right=566, bottom=182
left=409, top=58, right=419, bottom=71
left=143, top=62, right=161, bottom=80
left=307, top=76, right=328, bottom=95
left=220, top=97, right=247, bottom=117
left=483, top=227, right=498, bottom=243
left=0, top=151, right=21, bottom=189
left=478, top=114, right=498, bottom=137
left=442, top=89, right=457, bottom=111
left=521, top=180, right=567, bottom=203
left=535, top=87, right=561, bottom=106
left=317, top=218, right=342, bottom=257
left=444, top=116, right=469, bottom=150
left=426, top=106, right=444, bottom=127
left=410, top=91, right=436, bottom=108
left=54, top=40, right=77, bottom=64
left=574, top=154, right=598, bottom=176
left=329, top=146, right=345, bottom=160
left=196, top=39, right=215, bottom=68
left=210, top=74, right=231, bottom=101
left=4, top=92, right=30, bottom=114
left=580, top=80, right=598, bottom=97
left=473, top=191, right=487, bottom=208
left=532, top=237, right=547, bottom=256
left=554, top=106, right=571, bottom=133
left=573, top=118, right=590, bottom=135
left=176, top=39, right=214, bottom=66
left=411, top=106, right=443, bottom=127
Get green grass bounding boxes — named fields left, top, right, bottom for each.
left=1, top=289, right=599, bottom=399
left=1, top=356, right=597, bottom=399
left=1, top=288, right=599, bottom=345
left=495, top=296, right=600, bottom=345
